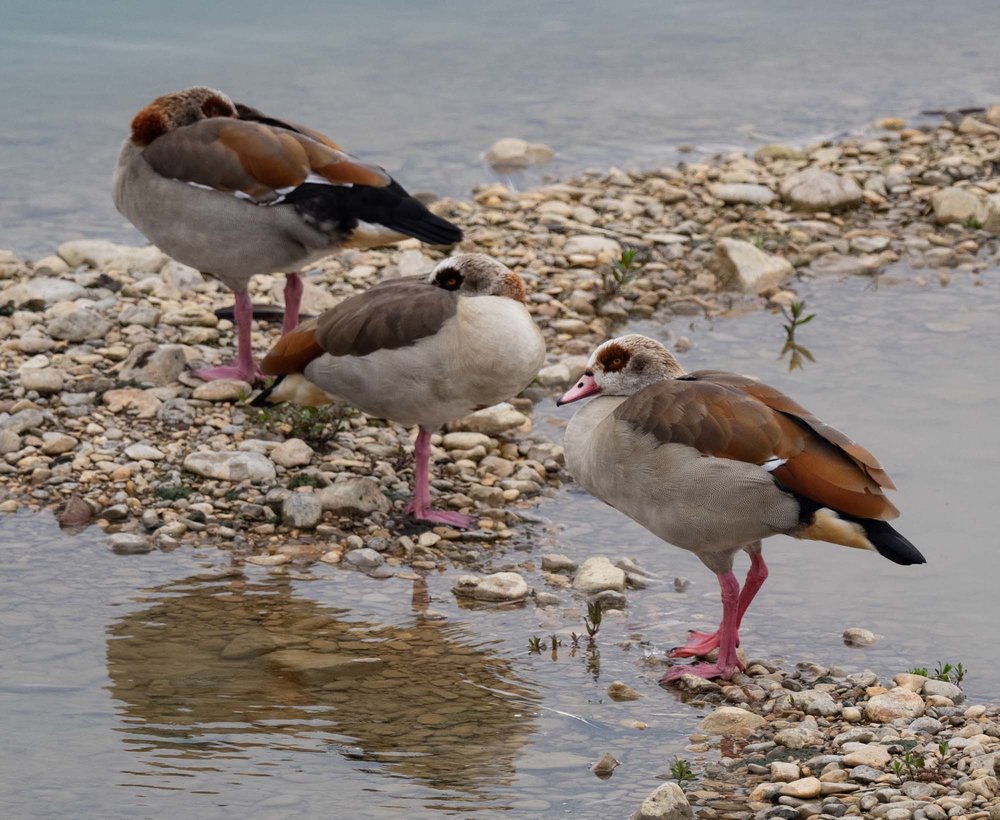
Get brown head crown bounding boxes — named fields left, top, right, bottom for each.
left=130, top=86, right=237, bottom=146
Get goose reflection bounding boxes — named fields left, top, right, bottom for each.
left=106, top=571, right=537, bottom=800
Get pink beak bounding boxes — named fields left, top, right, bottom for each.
left=557, top=373, right=600, bottom=406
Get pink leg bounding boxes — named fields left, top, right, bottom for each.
left=669, top=552, right=768, bottom=658
left=402, top=427, right=477, bottom=529
left=282, top=272, right=303, bottom=336
left=662, top=570, right=742, bottom=682
left=194, top=291, right=266, bottom=384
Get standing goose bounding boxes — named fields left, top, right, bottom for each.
left=558, top=334, right=925, bottom=682
left=255, top=254, right=545, bottom=528
left=113, top=86, right=462, bottom=383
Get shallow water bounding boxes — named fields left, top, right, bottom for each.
left=3, top=0, right=1000, bottom=254
left=2, top=267, right=998, bottom=818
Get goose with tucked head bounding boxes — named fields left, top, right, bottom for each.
left=559, top=334, right=924, bottom=683
left=254, top=254, right=545, bottom=529
left=113, top=86, right=462, bottom=384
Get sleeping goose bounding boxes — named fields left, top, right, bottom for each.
left=113, top=86, right=462, bottom=384
left=558, top=334, right=925, bottom=682
left=255, top=253, right=545, bottom=528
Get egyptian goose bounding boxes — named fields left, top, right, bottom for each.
left=255, top=254, right=545, bottom=528
left=558, top=334, right=925, bottom=682
left=113, top=86, right=462, bottom=383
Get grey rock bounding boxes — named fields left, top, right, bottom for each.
left=124, top=444, right=165, bottom=461
left=922, top=678, right=964, bottom=703
left=58, top=239, right=166, bottom=272
left=281, top=493, right=323, bottom=529
left=699, top=706, right=766, bottom=736
left=183, top=451, right=277, bottom=482
left=563, top=235, right=622, bottom=258
left=931, top=187, right=986, bottom=226
left=0, top=408, right=44, bottom=434
left=108, top=533, right=153, bottom=555
left=713, top=238, right=793, bottom=294
left=319, top=478, right=390, bottom=517
left=485, top=137, right=554, bottom=169
left=157, top=397, right=194, bottom=426
left=344, top=548, right=384, bottom=570
left=118, top=304, right=161, bottom=327
left=780, top=168, right=863, bottom=211
left=850, top=765, right=884, bottom=783
left=192, top=379, right=250, bottom=402
left=264, top=649, right=384, bottom=684
left=453, top=571, right=528, bottom=602
left=20, top=367, right=65, bottom=395
left=908, top=716, right=944, bottom=735
left=0, top=429, right=22, bottom=454
left=843, top=627, right=877, bottom=646
left=451, top=402, right=529, bottom=435
left=120, top=342, right=187, bottom=387
left=791, top=689, right=841, bottom=716
left=541, top=553, right=578, bottom=573
left=631, top=782, right=693, bottom=820
left=49, top=308, right=112, bottom=342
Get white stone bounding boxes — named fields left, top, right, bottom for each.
left=713, top=238, right=793, bottom=293
left=779, top=777, right=822, bottom=799
left=319, top=478, right=390, bottom=516
left=698, top=706, right=766, bottom=736
left=573, top=556, right=626, bottom=594
left=441, top=432, right=493, bottom=451
left=865, top=687, right=925, bottom=722
left=536, top=363, right=572, bottom=387
left=983, top=193, right=1000, bottom=233
left=102, top=388, right=162, bottom=418
left=119, top=343, right=188, bottom=387
left=161, top=307, right=219, bottom=327
left=124, top=444, right=165, bottom=461
left=471, top=572, right=529, bottom=602
left=57, top=239, right=166, bottom=273
left=922, top=679, right=965, bottom=703
left=270, top=438, right=314, bottom=468
left=632, top=782, right=693, bottom=820
left=710, top=182, right=776, bottom=206
left=931, top=187, right=986, bottom=226
left=563, top=235, right=622, bottom=258
left=780, top=168, right=863, bottom=211
left=192, top=379, right=251, bottom=402
left=791, top=689, right=841, bottom=716
left=842, top=742, right=891, bottom=768
left=485, top=137, right=555, bottom=169
left=451, top=403, right=529, bottom=435
left=0, top=277, right=86, bottom=307
left=183, top=451, right=277, bottom=482
left=770, top=761, right=800, bottom=782
left=40, top=432, right=78, bottom=455
left=107, top=533, right=153, bottom=554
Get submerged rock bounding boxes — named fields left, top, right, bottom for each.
left=713, top=238, right=793, bottom=293
left=573, top=556, right=626, bottom=594
left=485, top=137, right=554, bottom=169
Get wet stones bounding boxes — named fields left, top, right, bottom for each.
left=107, top=532, right=153, bottom=554
left=573, top=556, right=626, bottom=594
left=264, top=649, right=385, bottom=684
left=452, top=572, right=528, bottom=603
left=843, top=627, right=877, bottom=646
left=607, top=680, right=642, bottom=701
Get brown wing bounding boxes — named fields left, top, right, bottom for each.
left=261, top=318, right=324, bottom=376
left=141, top=118, right=391, bottom=202
left=315, top=278, right=460, bottom=357
left=614, top=372, right=899, bottom=521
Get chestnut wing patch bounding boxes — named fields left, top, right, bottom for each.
left=316, top=278, right=459, bottom=357
left=615, top=372, right=899, bottom=521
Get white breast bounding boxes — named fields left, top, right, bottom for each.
left=305, top=296, right=544, bottom=429
left=565, top=395, right=800, bottom=557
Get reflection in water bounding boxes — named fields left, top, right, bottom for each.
left=106, top=571, right=538, bottom=806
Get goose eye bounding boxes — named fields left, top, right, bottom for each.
left=611, top=357, right=622, bottom=367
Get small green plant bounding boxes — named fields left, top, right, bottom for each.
left=932, top=661, right=966, bottom=685
left=752, top=235, right=765, bottom=250
left=780, top=301, right=816, bottom=340
left=961, top=216, right=983, bottom=230
left=907, top=666, right=929, bottom=677
left=247, top=403, right=352, bottom=449
left=584, top=600, right=603, bottom=638
left=899, top=751, right=925, bottom=780
left=154, top=485, right=193, bottom=501
left=528, top=636, right=543, bottom=654
left=670, top=757, right=697, bottom=788
left=288, top=473, right=324, bottom=490
left=937, top=740, right=949, bottom=758
left=599, top=247, right=649, bottom=305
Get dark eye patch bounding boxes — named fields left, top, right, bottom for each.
left=435, top=268, right=464, bottom=291
left=597, top=342, right=630, bottom=372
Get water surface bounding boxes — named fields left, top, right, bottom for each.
left=3, top=0, right=1000, bottom=254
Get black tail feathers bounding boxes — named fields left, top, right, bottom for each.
left=250, top=375, right=285, bottom=407
left=853, top=517, right=926, bottom=565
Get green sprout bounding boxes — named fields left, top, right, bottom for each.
left=584, top=600, right=603, bottom=638
left=670, top=757, right=697, bottom=789
left=599, top=247, right=649, bottom=305
left=528, top=636, right=543, bottom=654
left=907, top=666, right=929, bottom=677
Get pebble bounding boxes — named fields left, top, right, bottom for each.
left=451, top=572, right=528, bottom=602
left=698, top=706, right=766, bottom=736
left=270, top=438, right=315, bottom=468
left=485, top=137, right=554, bottom=169
left=632, top=782, right=693, bottom=820
left=344, top=548, right=384, bottom=571
left=591, top=751, right=619, bottom=778
left=123, top=443, right=165, bottom=461
left=319, top=478, right=390, bottom=516
left=451, top=402, right=528, bottom=435
left=191, top=379, right=251, bottom=402
left=541, top=553, right=578, bottom=573
left=183, top=451, right=277, bottom=482
left=281, top=493, right=323, bottom=529
left=713, top=238, right=794, bottom=294
left=866, top=687, right=926, bottom=722
left=843, top=627, right=877, bottom=646
left=780, top=777, right=823, bottom=799
left=48, top=308, right=112, bottom=342
left=573, top=556, right=626, bottom=594
left=607, top=680, right=642, bottom=701
left=107, top=533, right=153, bottom=555
left=779, top=168, right=863, bottom=211
left=20, top=367, right=64, bottom=395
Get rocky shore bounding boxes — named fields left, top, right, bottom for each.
left=631, top=664, right=999, bottom=820
left=2, top=105, right=1000, bottom=565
